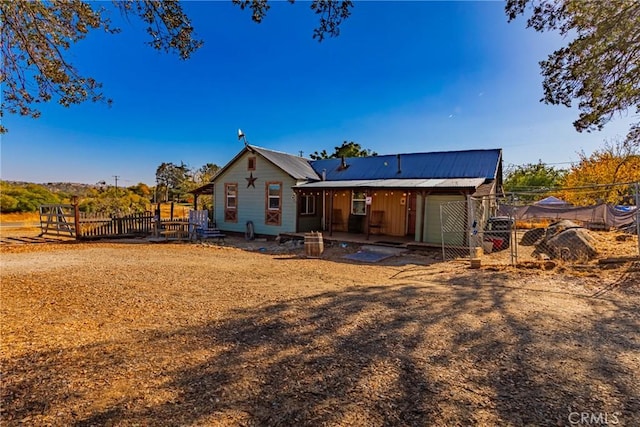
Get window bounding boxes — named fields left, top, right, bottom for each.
left=267, top=183, right=281, bottom=210
left=247, top=156, right=256, bottom=171
left=352, top=191, right=366, bottom=215
left=224, top=183, right=237, bottom=222
left=226, top=184, right=237, bottom=208
left=300, top=194, right=315, bottom=215
left=265, top=182, right=282, bottom=225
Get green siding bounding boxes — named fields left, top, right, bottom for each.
left=423, top=195, right=466, bottom=245
left=296, top=193, right=323, bottom=232
left=213, top=151, right=298, bottom=236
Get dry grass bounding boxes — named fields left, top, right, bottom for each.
left=514, top=218, right=552, bottom=229
left=0, top=212, right=40, bottom=223
left=1, top=237, right=639, bottom=426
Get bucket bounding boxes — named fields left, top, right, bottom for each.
left=488, top=237, right=504, bottom=251
left=304, top=232, right=324, bottom=258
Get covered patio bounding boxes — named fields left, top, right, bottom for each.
left=293, top=178, right=489, bottom=245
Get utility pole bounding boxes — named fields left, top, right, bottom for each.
left=113, top=175, right=120, bottom=197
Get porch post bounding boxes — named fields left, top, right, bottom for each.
left=328, top=190, right=334, bottom=236
left=72, top=196, right=80, bottom=241
left=415, top=191, right=424, bottom=242
left=365, top=189, right=371, bottom=241
left=293, top=189, right=300, bottom=233
left=322, top=190, right=326, bottom=231
left=421, top=191, right=431, bottom=243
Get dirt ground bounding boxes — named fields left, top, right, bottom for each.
left=1, top=228, right=639, bottom=426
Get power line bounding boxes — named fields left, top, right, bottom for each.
left=503, top=160, right=577, bottom=168
left=505, top=180, right=640, bottom=194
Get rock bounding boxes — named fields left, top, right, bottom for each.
left=544, top=220, right=581, bottom=240
left=545, top=228, right=598, bottom=261
left=521, top=228, right=545, bottom=246
left=532, top=221, right=598, bottom=261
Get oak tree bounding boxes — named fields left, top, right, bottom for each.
left=560, top=137, right=640, bottom=205
left=506, top=0, right=640, bottom=141
left=155, top=161, right=191, bottom=202
left=310, top=141, right=377, bottom=160
left=503, top=161, right=566, bottom=200
left=1, top=0, right=353, bottom=132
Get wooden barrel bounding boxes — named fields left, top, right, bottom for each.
left=304, top=232, right=324, bottom=258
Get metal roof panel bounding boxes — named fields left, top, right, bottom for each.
left=310, top=149, right=501, bottom=181
left=295, top=178, right=485, bottom=189
left=251, top=146, right=320, bottom=181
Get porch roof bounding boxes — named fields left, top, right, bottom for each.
left=190, top=182, right=214, bottom=196
left=294, top=177, right=485, bottom=190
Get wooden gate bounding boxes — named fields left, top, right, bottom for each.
left=40, top=204, right=76, bottom=237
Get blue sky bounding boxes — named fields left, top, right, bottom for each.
left=1, top=1, right=635, bottom=186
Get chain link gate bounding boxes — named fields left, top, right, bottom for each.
left=440, top=197, right=517, bottom=265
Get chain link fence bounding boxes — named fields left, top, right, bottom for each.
left=440, top=183, right=640, bottom=266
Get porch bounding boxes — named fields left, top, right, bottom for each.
left=279, top=230, right=442, bottom=251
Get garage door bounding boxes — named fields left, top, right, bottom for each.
left=424, top=195, right=465, bottom=245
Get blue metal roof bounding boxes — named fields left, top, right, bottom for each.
left=310, top=149, right=502, bottom=181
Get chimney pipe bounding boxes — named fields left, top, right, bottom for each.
left=340, top=156, right=347, bottom=170
left=322, top=169, right=326, bottom=181
left=396, top=154, right=402, bottom=174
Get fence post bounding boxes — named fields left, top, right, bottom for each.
left=72, top=197, right=80, bottom=240
left=636, top=183, right=640, bottom=256
left=467, top=195, right=475, bottom=257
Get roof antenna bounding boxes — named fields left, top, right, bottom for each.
left=238, top=129, right=248, bottom=147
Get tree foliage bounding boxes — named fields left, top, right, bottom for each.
left=233, top=0, right=352, bottom=41
left=128, top=182, right=152, bottom=198
left=155, top=161, right=193, bottom=202
left=560, top=137, right=640, bottom=205
left=1, top=0, right=353, bottom=132
left=78, top=187, right=149, bottom=216
left=0, top=180, right=153, bottom=215
left=0, top=181, right=61, bottom=212
left=506, top=0, right=640, bottom=140
left=503, top=161, right=566, bottom=199
left=310, top=141, right=377, bottom=160
left=0, top=1, right=202, bottom=133
left=153, top=161, right=220, bottom=203
left=193, top=163, right=220, bottom=184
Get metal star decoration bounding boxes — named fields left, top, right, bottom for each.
left=246, top=172, right=257, bottom=188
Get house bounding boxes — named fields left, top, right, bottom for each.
left=191, top=145, right=319, bottom=237
left=192, top=144, right=503, bottom=245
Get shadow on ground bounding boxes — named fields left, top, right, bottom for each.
left=2, top=272, right=639, bottom=426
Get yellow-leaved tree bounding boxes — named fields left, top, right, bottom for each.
left=560, top=138, right=640, bottom=205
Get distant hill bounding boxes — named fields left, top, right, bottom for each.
left=1, top=181, right=152, bottom=214
left=4, top=181, right=99, bottom=196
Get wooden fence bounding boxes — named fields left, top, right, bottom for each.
left=40, top=204, right=155, bottom=240
left=78, top=212, right=154, bottom=239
